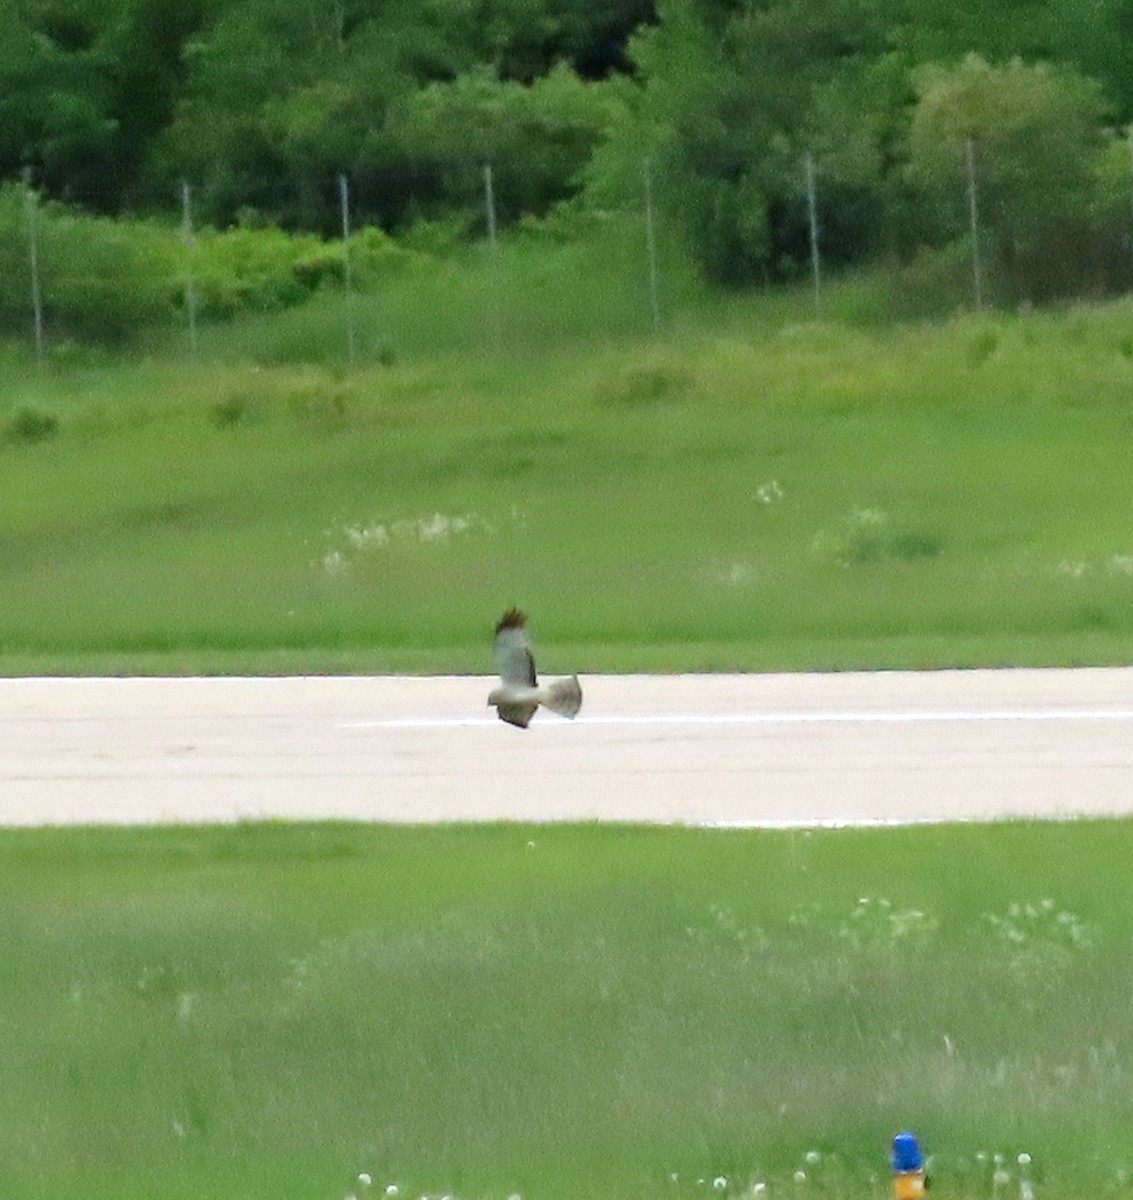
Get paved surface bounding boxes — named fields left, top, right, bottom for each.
left=2, top=669, right=1132, bottom=826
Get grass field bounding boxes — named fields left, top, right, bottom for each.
left=5, top=234, right=1131, bottom=1200
left=3, top=818, right=1132, bottom=1200
left=3, top=280, right=1133, bottom=674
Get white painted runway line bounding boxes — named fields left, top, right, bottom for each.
left=350, top=707, right=1133, bottom=729
left=2, top=668, right=1132, bottom=826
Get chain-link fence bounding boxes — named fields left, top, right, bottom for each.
left=6, top=137, right=1133, bottom=367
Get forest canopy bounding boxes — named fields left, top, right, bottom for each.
left=5, top=0, right=1133, bottom=298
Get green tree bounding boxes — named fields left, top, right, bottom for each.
left=890, top=0, right=1133, bottom=120
left=0, top=183, right=174, bottom=342
left=586, top=0, right=898, bottom=283
left=0, top=0, right=211, bottom=209
left=158, top=0, right=651, bottom=230
left=483, top=0, right=656, bottom=82
left=384, top=64, right=619, bottom=228
left=907, top=54, right=1128, bottom=300
left=0, top=2, right=117, bottom=199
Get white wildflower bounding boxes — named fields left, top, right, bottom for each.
left=1054, top=559, right=1088, bottom=579
left=345, top=523, right=389, bottom=549
left=418, top=513, right=469, bottom=541
left=720, top=560, right=757, bottom=586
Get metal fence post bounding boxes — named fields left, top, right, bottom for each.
left=1126, top=126, right=1133, bottom=277
left=643, top=158, right=662, bottom=334
left=180, top=180, right=199, bottom=359
left=965, top=138, right=983, bottom=310
left=339, top=173, right=356, bottom=366
left=23, top=172, right=45, bottom=364
left=483, top=162, right=503, bottom=353
left=804, top=152, right=822, bottom=316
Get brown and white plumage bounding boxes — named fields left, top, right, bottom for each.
left=488, top=608, right=582, bottom=729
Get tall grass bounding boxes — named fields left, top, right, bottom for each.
left=4, top=253, right=1133, bottom=672
left=3, top=820, right=1133, bottom=1200
left=189, top=214, right=704, bottom=368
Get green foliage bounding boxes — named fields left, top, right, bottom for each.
left=346, top=224, right=427, bottom=285
left=591, top=0, right=901, bottom=284
left=8, top=0, right=1133, bottom=313
left=187, top=224, right=336, bottom=317
left=7, top=0, right=1133, bottom=319
left=3, top=405, right=59, bottom=445
left=812, top=507, right=944, bottom=566
left=593, top=358, right=692, bottom=407
left=0, top=3, right=118, bottom=198
left=208, top=394, right=251, bottom=428
left=0, top=203, right=433, bottom=340
left=3, top=820, right=1133, bottom=1199
left=158, top=0, right=460, bottom=227
left=906, top=54, right=1129, bottom=300
left=386, top=64, right=620, bottom=226
left=157, top=0, right=644, bottom=230
left=0, top=184, right=175, bottom=344
left=191, top=206, right=694, bottom=366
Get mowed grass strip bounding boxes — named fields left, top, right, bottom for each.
left=3, top=819, right=1132, bottom=1200
left=3, top=296, right=1133, bottom=673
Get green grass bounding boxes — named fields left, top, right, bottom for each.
left=4, top=238, right=1133, bottom=673
left=3, top=819, right=1132, bottom=1200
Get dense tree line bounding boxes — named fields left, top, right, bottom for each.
left=6, top=0, right=1133, bottom=301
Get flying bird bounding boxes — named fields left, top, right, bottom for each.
left=488, top=608, right=582, bottom=729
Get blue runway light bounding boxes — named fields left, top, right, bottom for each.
left=892, top=1132, right=925, bottom=1173
left=891, top=1132, right=928, bottom=1200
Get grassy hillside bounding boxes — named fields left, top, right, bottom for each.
left=3, top=819, right=1132, bottom=1200
left=3, top=270, right=1133, bottom=675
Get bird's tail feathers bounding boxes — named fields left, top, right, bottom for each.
left=540, top=674, right=582, bottom=719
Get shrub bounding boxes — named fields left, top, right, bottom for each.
left=4, top=406, right=59, bottom=445
left=209, top=396, right=252, bottom=429
left=347, top=226, right=426, bottom=286
left=813, top=507, right=943, bottom=565
left=0, top=184, right=176, bottom=344
left=187, top=225, right=330, bottom=318
left=184, top=223, right=430, bottom=320
left=594, top=360, right=692, bottom=408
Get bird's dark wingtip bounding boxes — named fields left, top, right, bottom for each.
left=495, top=607, right=528, bottom=634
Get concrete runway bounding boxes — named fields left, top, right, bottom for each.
left=3, top=668, right=1132, bottom=826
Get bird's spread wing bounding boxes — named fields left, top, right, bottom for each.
left=493, top=607, right=536, bottom=686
